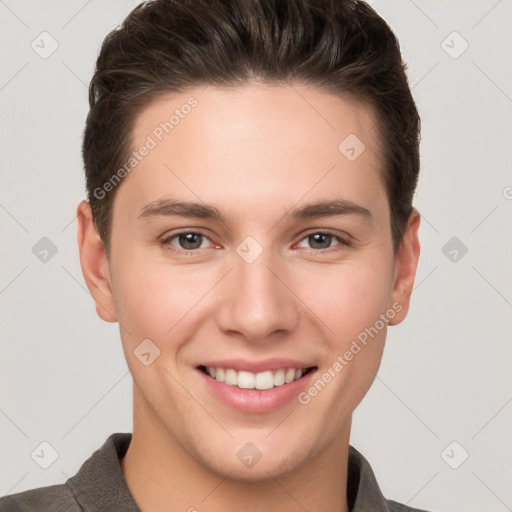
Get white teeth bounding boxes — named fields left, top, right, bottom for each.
left=255, top=370, right=274, bottom=390
left=204, top=366, right=311, bottom=390
left=225, top=368, right=238, bottom=386
left=285, top=368, right=296, bottom=384
left=273, top=369, right=285, bottom=386
left=237, top=370, right=255, bottom=389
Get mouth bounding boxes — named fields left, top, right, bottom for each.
left=197, top=365, right=317, bottom=391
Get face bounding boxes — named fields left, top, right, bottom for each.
left=78, top=83, right=420, bottom=481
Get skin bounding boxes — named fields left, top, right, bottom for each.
left=77, top=83, right=420, bottom=512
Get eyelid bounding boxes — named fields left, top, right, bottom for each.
left=295, top=229, right=352, bottom=247
left=160, top=229, right=219, bottom=250
left=300, top=228, right=350, bottom=239
left=160, top=228, right=352, bottom=253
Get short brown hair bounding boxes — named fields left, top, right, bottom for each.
left=83, top=0, right=420, bottom=256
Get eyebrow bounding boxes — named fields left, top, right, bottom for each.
left=137, top=198, right=371, bottom=222
left=291, top=199, right=371, bottom=220
left=138, top=198, right=226, bottom=221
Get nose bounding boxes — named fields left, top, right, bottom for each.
left=215, top=250, right=300, bottom=343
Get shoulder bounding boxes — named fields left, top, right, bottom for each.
left=0, top=483, right=81, bottom=512
left=0, top=432, right=134, bottom=512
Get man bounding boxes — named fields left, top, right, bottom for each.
left=0, top=0, right=428, bottom=510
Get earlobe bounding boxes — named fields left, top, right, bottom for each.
left=76, top=200, right=118, bottom=323
left=388, top=208, right=421, bottom=326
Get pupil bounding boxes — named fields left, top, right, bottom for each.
left=310, top=233, right=331, bottom=249
left=180, top=233, right=202, bottom=249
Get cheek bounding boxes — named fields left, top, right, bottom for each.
left=326, top=263, right=393, bottom=397
left=297, top=259, right=395, bottom=343
left=111, top=254, right=218, bottom=341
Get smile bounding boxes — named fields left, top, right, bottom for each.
left=198, top=365, right=316, bottom=390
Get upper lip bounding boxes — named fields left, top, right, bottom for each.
left=197, top=358, right=317, bottom=373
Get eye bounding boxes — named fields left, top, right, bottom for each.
left=296, top=232, right=348, bottom=250
left=161, top=231, right=215, bottom=251
left=160, top=230, right=349, bottom=253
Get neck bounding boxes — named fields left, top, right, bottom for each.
left=121, top=384, right=351, bottom=512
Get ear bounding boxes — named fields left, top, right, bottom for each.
left=388, top=208, right=421, bottom=326
left=76, top=200, right=117, bottom=323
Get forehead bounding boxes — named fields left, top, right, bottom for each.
left=132, top=83, right=381, bottom=160
left=117, top=83, right=386, bottom=223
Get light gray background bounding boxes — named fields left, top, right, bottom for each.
left=1, top=1, right=511, bottom=511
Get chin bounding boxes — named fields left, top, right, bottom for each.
left=197, top=440, right=311, bottom=482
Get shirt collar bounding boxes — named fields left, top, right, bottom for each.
left=66, top=432, right=139, bottom=512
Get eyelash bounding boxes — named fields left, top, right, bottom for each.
left=159, top=230, right=351, bottom=254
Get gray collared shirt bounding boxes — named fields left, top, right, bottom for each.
left=0, top=433, right=430, bottom=511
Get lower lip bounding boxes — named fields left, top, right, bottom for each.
left=196, top=368, right=317, bottom=414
